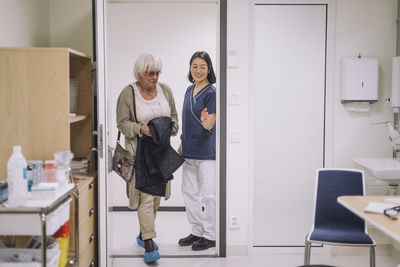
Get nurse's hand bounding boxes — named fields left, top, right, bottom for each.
left=140, top=122, right=152, bottom=136
left=201, top=108, right=216, bottom=131
left=201, top=108, right=209, bottom=123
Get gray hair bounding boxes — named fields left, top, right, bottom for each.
left=133, top=53, right=163, bottom=80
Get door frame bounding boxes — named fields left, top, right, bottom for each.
left=94, top=0, right=109, bottom=265
left=248, top=0, right=335, bottom=252
left=94, top=0, right=227, bottom=265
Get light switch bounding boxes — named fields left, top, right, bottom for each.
left=227, top=50, right=239, bottom=68
left=228, top=93, right=240, bottom=105
left=229, top=131, right=240, bottom=143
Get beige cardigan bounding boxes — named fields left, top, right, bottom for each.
left=116, top=82, right=179, bottom=209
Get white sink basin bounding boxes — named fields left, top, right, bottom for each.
left=353, top=158, right=400, bottom=184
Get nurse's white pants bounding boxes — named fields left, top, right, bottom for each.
left=181, top=159, right=216, bottom=241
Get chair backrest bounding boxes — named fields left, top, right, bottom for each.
left=312, top=168, right=366, bottom=231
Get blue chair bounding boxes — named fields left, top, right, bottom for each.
left=304, top=169, right=375, bottom=267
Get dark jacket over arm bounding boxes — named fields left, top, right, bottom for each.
left=135, top=116, right=185, bottom=196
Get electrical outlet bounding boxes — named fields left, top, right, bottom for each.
left=230, top=215, right=240, bottom=229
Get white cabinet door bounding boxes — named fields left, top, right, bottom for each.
left=253, top=4, right=327, bottom=246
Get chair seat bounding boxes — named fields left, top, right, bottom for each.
left=309, top=227, right=374, bottom=245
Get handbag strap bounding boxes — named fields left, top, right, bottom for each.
left=117, top=84, right=138, bottom=143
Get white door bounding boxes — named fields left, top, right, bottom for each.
left=252, top=3, right=327, bottom=246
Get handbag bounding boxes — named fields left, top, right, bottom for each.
left=112, top=85, right=137, bottom=183
left=112, top=132, right=135, bottom=183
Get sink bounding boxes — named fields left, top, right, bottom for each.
left=353, top=158, right=400, bottom=184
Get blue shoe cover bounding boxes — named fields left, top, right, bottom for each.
left=136, top=235, right=159, bottom=250
left=144, top=250, right=160, bottom=263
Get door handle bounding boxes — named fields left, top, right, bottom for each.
left=97, top=124, right=103, bottom=158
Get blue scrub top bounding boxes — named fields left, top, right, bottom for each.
left=181, top=84, right=216, bottom=160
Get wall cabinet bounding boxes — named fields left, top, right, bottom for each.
left=0, top=47, right=97, bottom=266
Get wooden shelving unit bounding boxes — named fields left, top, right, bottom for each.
left=0, top=47, right=97, bottom=266
left=0, top=47, right=94, bottom=176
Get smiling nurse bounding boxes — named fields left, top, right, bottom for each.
left=178, top=51, right=217, bottom=251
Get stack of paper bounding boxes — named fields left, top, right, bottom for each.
left=71, top=157, right=89, bottom=174
left=70, top=78, right=79, bottom=113
left=364, top=202, right=398, bottom=214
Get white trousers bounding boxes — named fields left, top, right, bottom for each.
left=181, top=159, right=216, bottom=241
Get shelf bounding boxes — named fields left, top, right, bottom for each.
left=0, top=47, right=90, bottom=60
left=0, top=184, right=75, bottom=235
left=69, top=115, right=87, bottom=124
left=73, top=173, right=96, bottom=181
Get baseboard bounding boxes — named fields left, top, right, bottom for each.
left=329, top=244, right=393, bottom=257
left=249, top=246, right=328, bottom=255
left=368, top=226, right=394, bottom=245
left=390, top=242, right=400, bottom=257
left=227, top=245, right=248, bottom=256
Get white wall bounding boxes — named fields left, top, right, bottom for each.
left=0, top=0, right=50, bottom=46
left=226, top=0, right=250, bottom=249
left=49, top=0, right=93, bottom=59
left=0, top=0, right=92, bottom=58
left=226, top=0, right=397, bottom=252
left=332, top=0, right=396, bottom=167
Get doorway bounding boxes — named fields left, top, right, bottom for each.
left=95, top=0, right=227, bottom=265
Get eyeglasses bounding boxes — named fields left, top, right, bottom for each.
left=145, top=71, right=161, bottom=77
left=384, top=206, right=400, bottom=220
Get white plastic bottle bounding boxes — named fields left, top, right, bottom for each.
left=7, top=146, right=28, bottom=206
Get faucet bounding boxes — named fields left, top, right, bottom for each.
left=374, top=120, right=400, bottom=154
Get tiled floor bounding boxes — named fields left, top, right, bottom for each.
left=109, top=211, right=216, bottom=257
left=110, top=247, right=400, bottom=267
left=108, top=211, right=400, bottom=267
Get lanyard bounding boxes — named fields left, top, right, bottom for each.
left=190, top=84, right=211, bottom=132
left=192, top=84, right=210, bottom=104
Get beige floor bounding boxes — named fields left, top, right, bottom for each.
left=110, top=245, right=400, bottom=267
left=109, top=212, right=400, bottom=266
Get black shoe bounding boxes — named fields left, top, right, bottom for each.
left=178, top=234, right=201, bottom=246
left=191, top=237, right=216, bottom=251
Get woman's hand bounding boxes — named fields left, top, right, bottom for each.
left=140, top=122, right=152, bottom=136
left=201, top=108, right=216, bottom=131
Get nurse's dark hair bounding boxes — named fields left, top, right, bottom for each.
left=187, top=51, right=216, bottom=84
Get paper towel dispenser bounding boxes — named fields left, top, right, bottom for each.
left=340, top=56, right=379, bottom=103
left=391, top=56, right=400, bottom=112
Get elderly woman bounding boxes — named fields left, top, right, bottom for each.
left=116, top=52, right=179, bottom=263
